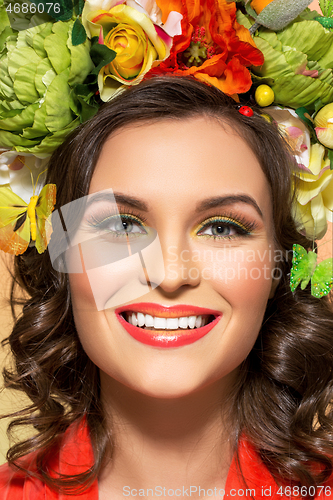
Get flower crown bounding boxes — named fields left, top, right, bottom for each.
left=0, top=0, right=333, bottom=297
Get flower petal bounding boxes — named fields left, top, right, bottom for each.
left=315, top=127, right=333, bottom=149
left=308, top=143, right=326, bottom=176
left=310, top=194, right=328, bottom=240
left=161, top=10, right=183, bottom=37
left=297, top=168, right=333, bottom=206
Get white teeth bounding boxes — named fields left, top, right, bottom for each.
left=137, top=312, right=145, bottom=327
left=166, top=318, right=179, bottom=330
left=188, top=316, right=196, bottom=329
left=145, top=314, right=154, bottom=327
left=178, top=317, right=188, bottom=329
left=195, top=316, right=202, bottom=328
left=154, top=316, right=166, bottom=329
left=131, top=312, right=138, bottom=327
left=125, top=313, right=208, bottom=330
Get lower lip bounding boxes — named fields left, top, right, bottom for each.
left=116, top=313, right=222, bottom=347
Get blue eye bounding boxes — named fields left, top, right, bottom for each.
left=196, top=216, right=253, bottom=240
left=86, top=211, right=148, bottom=239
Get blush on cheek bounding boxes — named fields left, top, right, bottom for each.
left=193, top=246, right=274, bottom=299
left=209, top=260, right=273, bottom=303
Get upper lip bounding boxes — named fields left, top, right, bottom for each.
left=115, top=303, right=222, bottom=318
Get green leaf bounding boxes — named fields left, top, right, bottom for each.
left=253, top=26, right=333, bottom=111
left=13, top=62, right=40, bottom=104
left=0, top=26, right=14, bottom=53
left=73, top=83, right=93, bottom=97
left=21, top=101, right=49, bottom=138
left=0, top=0, right=11, bottom=35
left=31, top=22, right=53, bottom=58
left=277, top=20, right=333, bottom=70
left=44, top=21, right=71, bottom=74
left=55, top=0, right=74, bottom=21
left=90, top=37, right=116, bottom=75
left=44, top=68, right=73, bottom=132
left=295, top=106, right=314, bottom=128
left=73, top=0, right=84, bottom=16
left=71, top=18, right=86, bottom=46
left=295, top=106, right=317, bottom=141
left=35, top=58, right=56, bottom=96
left=7, top=46, right=41, bottom=81
left=319, top=0, right=333, bottom=17
left=15, top=117, right=80, bottom=154
left=0, top=56, right=15, bottom=99
left=328, top=149, right=333, bottom=170
left=68, top=30, right=93, bottom=85
left=0, top=101, right=38, bottom=130
left=236, top=10, right=253, bottom=30
left=314, top=98, right=324, bottom=113
left=244, top=3, right=258, bottom=20
left=77, top=95, right=99, bottom=122
left=272, top=73, right=333, bottom=111
left=0, top=128, right=39, bottom=148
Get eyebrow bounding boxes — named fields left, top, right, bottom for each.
left=87, top=192, right=263, bottom=218
left=86, top=192, right=149, bottom=211
left=195, top=195, right=263, bottom=218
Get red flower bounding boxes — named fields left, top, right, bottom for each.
left=149, top=0, right=264, bottom=96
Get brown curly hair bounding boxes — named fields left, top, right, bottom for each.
left=2, top=76, right=333, bottom=496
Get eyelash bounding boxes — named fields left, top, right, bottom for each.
left=85, top=206, right=257, bottom=240
left=86, top=206, right=148, bottom=238
left=195, top=214, right=257, bottom=240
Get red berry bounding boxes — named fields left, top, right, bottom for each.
left=238, top=106, right=254, bottom=117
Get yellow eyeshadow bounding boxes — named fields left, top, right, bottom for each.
left=191, top=216, right=251, bottom=237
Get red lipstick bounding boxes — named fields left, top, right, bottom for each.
left=115, top=303, right=222, bottom=348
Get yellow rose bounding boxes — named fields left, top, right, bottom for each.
left=104, top=23, right=157, bottom=80
left=82, top=1, right=176, bottom=101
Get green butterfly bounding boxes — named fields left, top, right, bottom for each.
left=290, top=244, right=333, bottom=298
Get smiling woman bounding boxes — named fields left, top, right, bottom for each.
left=1, top=76, right=333, bottom=499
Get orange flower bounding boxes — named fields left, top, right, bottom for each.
left=148, top=0, right=264, bottom=96
left=250, top=0, right=274, bottom=14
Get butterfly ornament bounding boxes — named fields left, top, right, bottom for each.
left=0, top=168, right=56, bottom=255
left=290, top=244, right=333, bottom=298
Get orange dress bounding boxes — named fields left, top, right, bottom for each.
left=0, top=419, right=332, bottom=499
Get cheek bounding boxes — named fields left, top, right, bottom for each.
left=67, top=232, right=165, bottom=311
left=193, top=244, right=274, bottom=317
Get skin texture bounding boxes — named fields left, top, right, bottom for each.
left=68, top=116, right=277, bottom=498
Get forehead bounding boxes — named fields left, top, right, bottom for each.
left=89, top=116, right=272, bottom=221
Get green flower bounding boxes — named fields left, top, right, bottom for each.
left=238, top=12, right=333, bottom=112
left=0, top=17, right=94, bottom=155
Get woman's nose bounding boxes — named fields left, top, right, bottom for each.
left=139, top=231, right=201, bottom=293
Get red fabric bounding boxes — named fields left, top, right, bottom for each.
left=1, top=420, right=333, bottom=499
left=0, top=419, right=98, bottom=500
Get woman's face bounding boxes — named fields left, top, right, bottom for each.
left=69, top=116, right=277, bottom=398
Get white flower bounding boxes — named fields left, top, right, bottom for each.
left=0, top=150, right=50, bottom=203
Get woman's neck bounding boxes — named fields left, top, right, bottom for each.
left=98, top=374, right=237, bottom=500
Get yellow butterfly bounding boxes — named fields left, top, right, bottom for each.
left=0, top=165, right=56, bottom=255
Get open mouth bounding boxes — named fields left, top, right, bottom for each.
left=116, top=306, right=222, bottom=347
left=121, top=312, right=216, bottom=331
